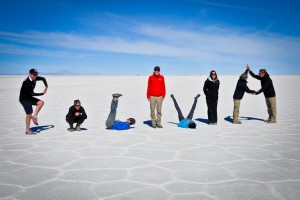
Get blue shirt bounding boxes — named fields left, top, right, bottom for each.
left=111, top=121, right=130, bottom=130
left=178, top=119, right=197, bottom=128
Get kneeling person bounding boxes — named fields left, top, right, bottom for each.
left=170, top=94, right=200, bottom=129
left=66, top=100, right=87, bottom=131
left=106, top=94, right=135, bottom=130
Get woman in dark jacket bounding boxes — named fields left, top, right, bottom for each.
left=233, top=70, right=255, bottom=124
left=203, top=70, right=220, bottom=125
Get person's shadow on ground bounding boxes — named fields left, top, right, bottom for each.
left=31, top=125, right=54, bottom=133
left=195, top=118, right=209, bottom=124
left=143, top=120, right=152, bottom=127
left=224, top=116, right=264, bottom=123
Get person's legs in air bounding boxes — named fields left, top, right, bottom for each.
left=171, top=94, right=184, bottom=121
left=186, top=94, right=200, bottom=119
left=105, top=94, right=121, bottom=129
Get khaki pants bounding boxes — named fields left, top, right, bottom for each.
left=233, top=99, right=240, bottom=122
left=265, top=97, right=277, bottom=122
left=150, top=96, right=163, bottom=125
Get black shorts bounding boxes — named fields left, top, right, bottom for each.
left=20, top=97, right=40, bottom=115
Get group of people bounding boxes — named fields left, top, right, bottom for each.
left=19, top=65, right=277, bottom=135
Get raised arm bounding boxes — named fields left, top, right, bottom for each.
left=247, top=64, right=261, bottom=80
left=36, top=76, right=48, bottom=94
left=249, top=70, right=261, bottom=80
left=36, top=76, right=48, bottom=87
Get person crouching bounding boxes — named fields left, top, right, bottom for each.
left=66, top=100, right=87, bottom=132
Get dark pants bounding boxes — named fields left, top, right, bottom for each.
left=66, top=116, right=85, bottom=129
left=106, top=99, right=118, bottom=129
left=206, top=98, right=218, bottom=124
left=172, top=96, right=198, bottom=122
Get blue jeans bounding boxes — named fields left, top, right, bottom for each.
left=105, top=99, right=118, bottom=129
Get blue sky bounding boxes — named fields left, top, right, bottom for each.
left=0, top=0, right=299, bottom=75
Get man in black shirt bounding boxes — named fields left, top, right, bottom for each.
left=66, top=100, right=87, bottom=132
left=19, top=68, right=48, bottom=135
left=247, top=64, right=277, bottom=123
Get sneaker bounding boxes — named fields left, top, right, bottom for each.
left=31, top=116, right=39, bottom=125
left=25, top=130, right=36, bottom=135
left=157, top=124, right=163, bottom=128
left=112, top=93, right=122, bottom=98
left=194, top=94, right=200, bottom=100
left=76, top=124, right=81, bottom=131
left=152, top=124, right=157, bottom=128
left=267, top=120, right=277, bottom=123
left=67, top=128, right=74, bottom=132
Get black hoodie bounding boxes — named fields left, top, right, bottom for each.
left=203, top=70, right=220, bottom=100
left=249, top=71, right=276, bottom=98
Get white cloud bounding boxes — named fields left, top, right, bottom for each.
left=0, top=22, right=299, bottom=68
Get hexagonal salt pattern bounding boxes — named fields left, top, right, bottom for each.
left=1, top=76, right=300, bottom=199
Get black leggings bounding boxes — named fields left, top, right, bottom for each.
left=171, top=96, right=198, bottom=121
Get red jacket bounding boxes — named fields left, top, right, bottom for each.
left=147, top=73, right=166, bottom=99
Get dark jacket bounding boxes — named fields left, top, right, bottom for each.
left=19, top=76, right=48, bottom=101
left=233, top=79, right=255, bottom=100
left=249, top=71, right=276, bottom=98
left=203, top=77, right=220, bottom=100
left=66, top=106, right=87, bottom=120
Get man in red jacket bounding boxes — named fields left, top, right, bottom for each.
left=147, top=66, right=166, bottom=128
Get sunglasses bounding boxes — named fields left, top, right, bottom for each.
left=32, top=73, right=38, bottom=76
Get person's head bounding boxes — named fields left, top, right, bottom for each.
left=74, top=99, right=81, bottom=110
left=126, top=118, right=136, bottom=125
left=29, top=68, right=38, bottom=80
left=153, top=66, right=160, bottom=75
left=259, top=69, right=267, bottom=78
left=188, top=122, right=196, bottom=129
left=240, top=73, right=248, bottom=80
left=210, top=70, right=217, bottom=80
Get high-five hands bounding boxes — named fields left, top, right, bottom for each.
left=246, top=64, right=251, bottom=71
